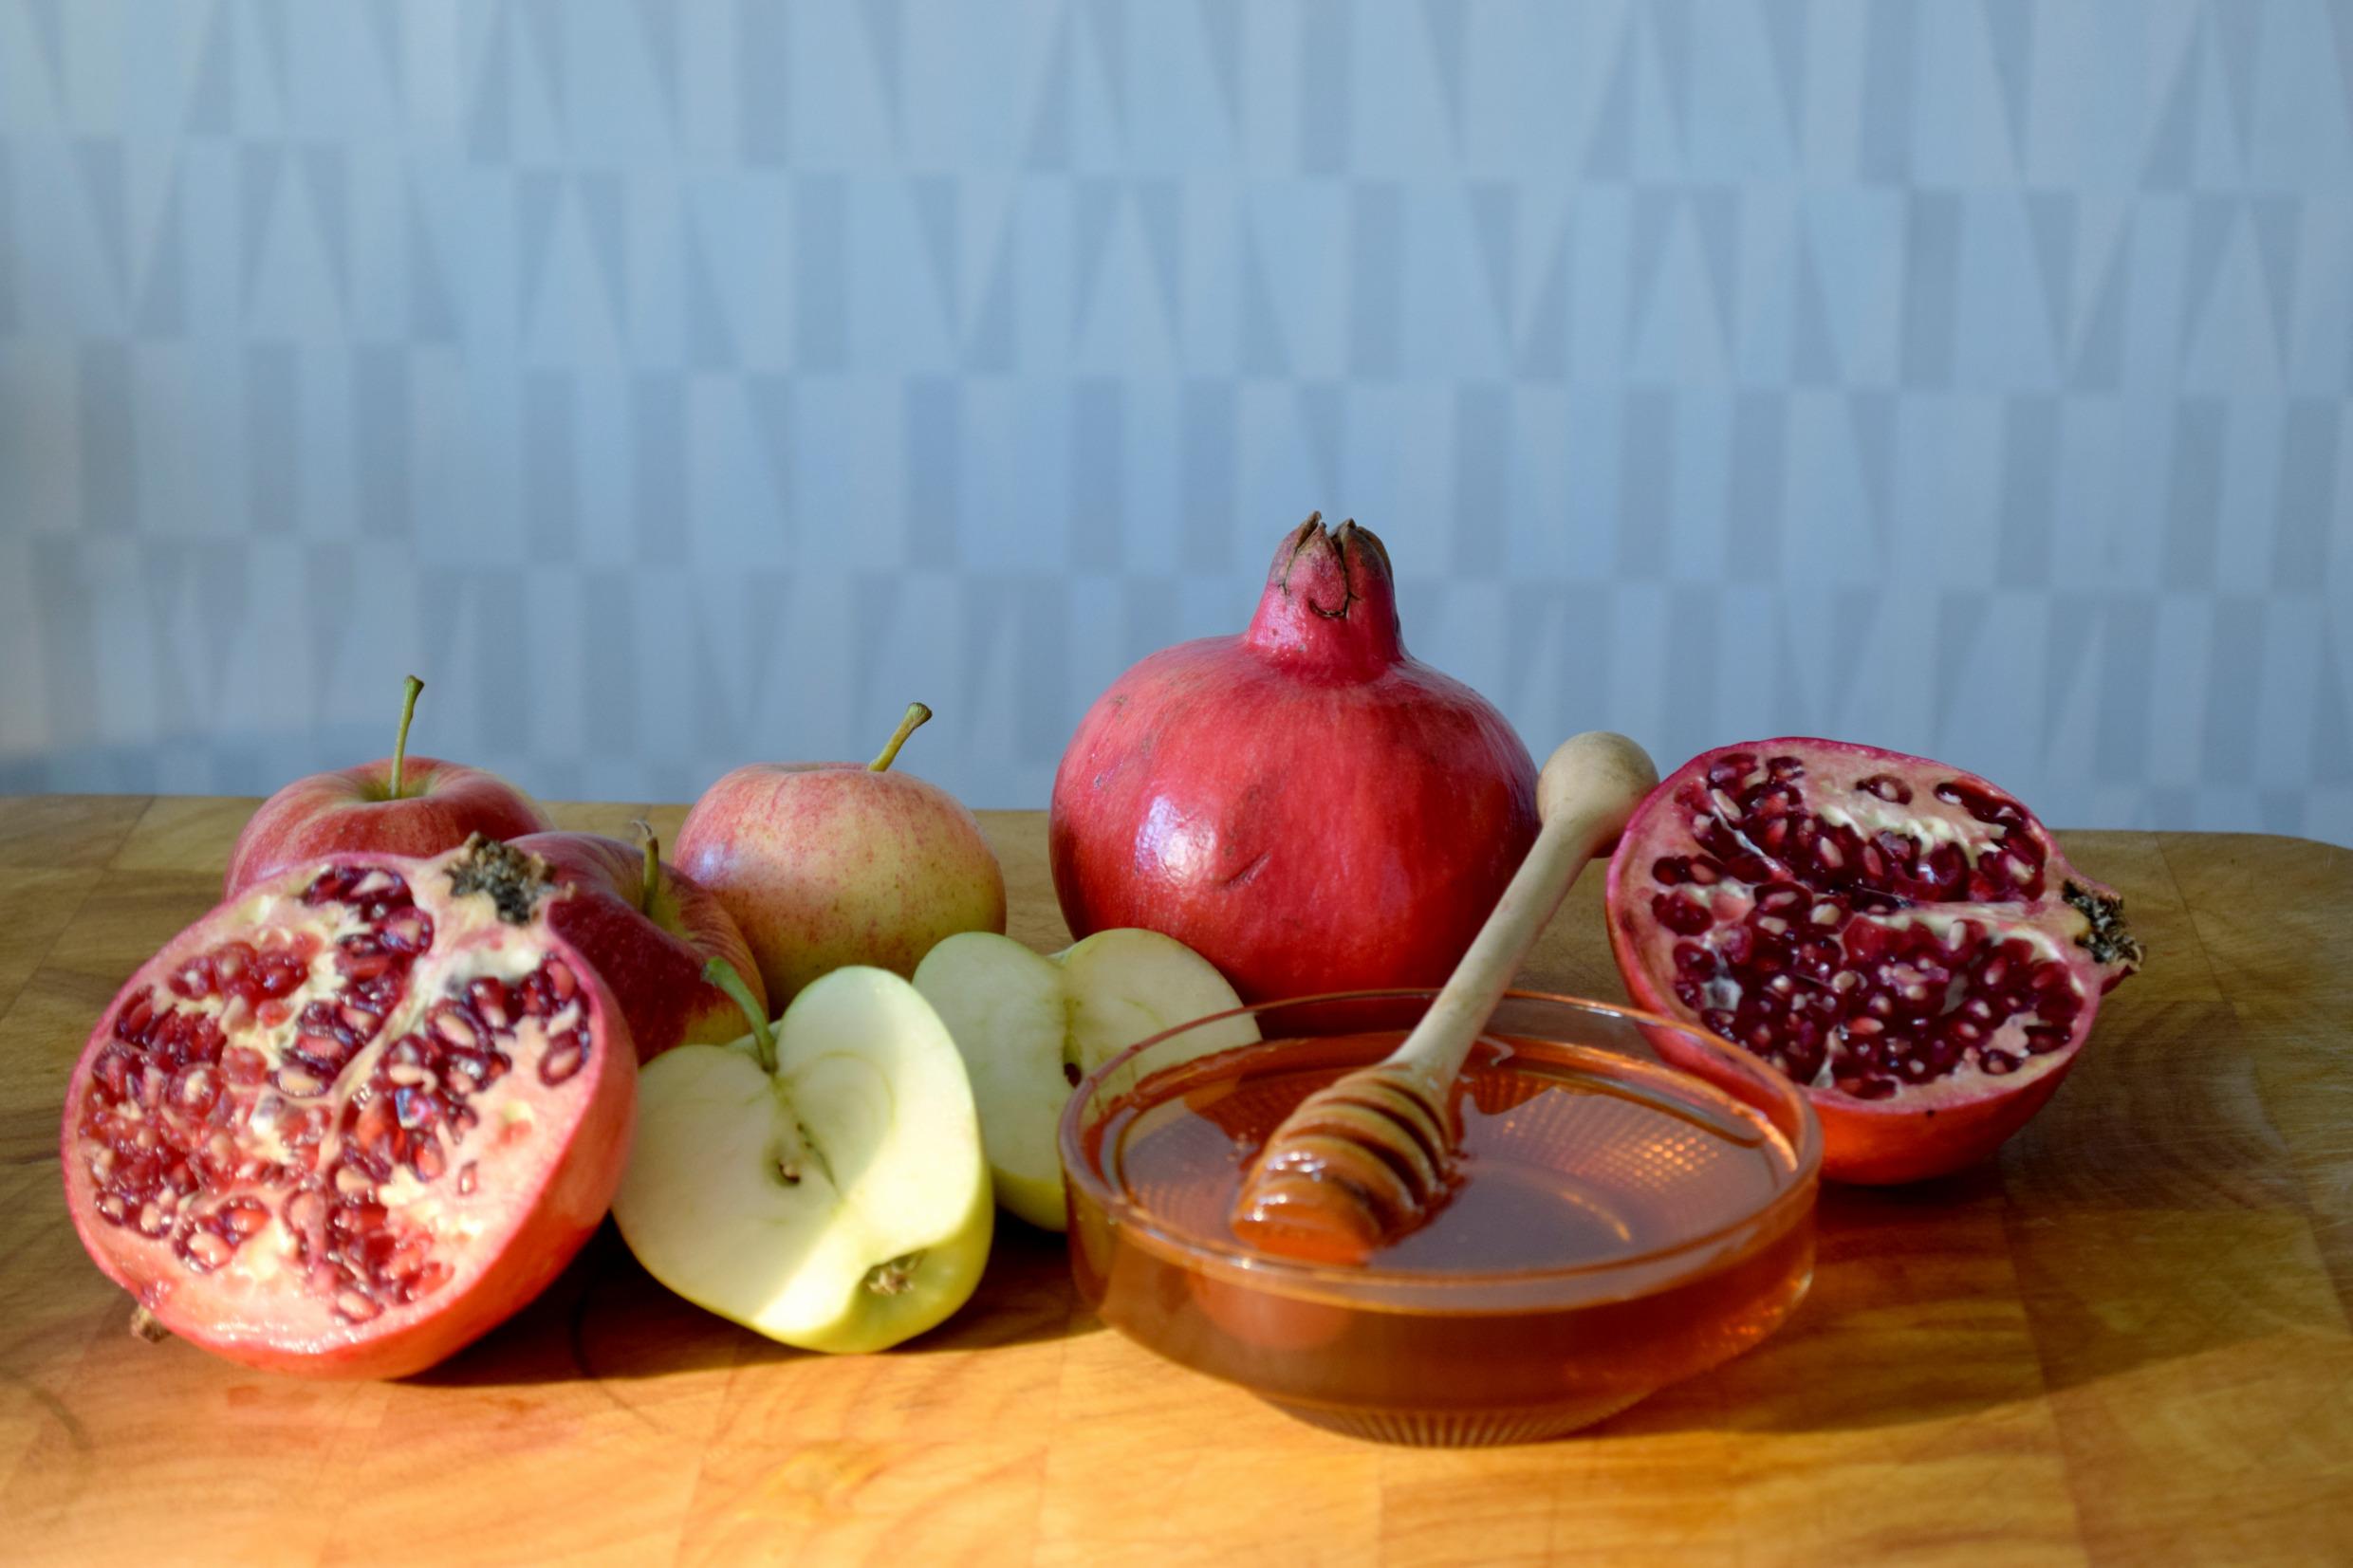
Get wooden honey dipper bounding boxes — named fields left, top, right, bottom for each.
left=1229, top=731, right=1659, bottom=1264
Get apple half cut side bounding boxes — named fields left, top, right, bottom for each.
left=612, top=965, right=992, bottom=1354
left=914, top=929, right=1260, bottom=1230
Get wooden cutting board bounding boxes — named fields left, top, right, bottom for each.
left=1, top=797, right=2347, bottom=1565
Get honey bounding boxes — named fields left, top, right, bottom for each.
left=1066, top=1024, right=1816, bottom=1444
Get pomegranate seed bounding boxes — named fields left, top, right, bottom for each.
left=387, top=1236, right=435, bottom=1287
left=1707, top=756, right=1755, bottom=788
left=2022, top=1025, right=2070, bottom=1056
left=1653, top=894, right=1712, bottom=936
left=118, top=990, right=157, bottom=1041
left=334, top=1289, right=380, bottom=1323
left=380, top=912, right=430, bottom=952
left=254, top=954, right=307, bottom=998
left=169, top=957, right=214, bottom=999
left=431, top=1006, right=479, bottom=1050
left=470, top=980, right=510, bottom=1030
left=339, top=950, right=394, bottom=982
left=539, top=1032, right=587, bottom=1086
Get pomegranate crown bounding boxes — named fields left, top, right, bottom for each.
left=1243, top=513, right=1405, bottom=675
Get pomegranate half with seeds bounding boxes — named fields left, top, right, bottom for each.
left=60, top=838, right=636, bottom=1377
left=1605, top=740, right=2142, bottom=1184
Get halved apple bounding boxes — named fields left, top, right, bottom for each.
left=612, top=963, right=991, bottom=1353
left=913, top=929, right=1258, bottom=1229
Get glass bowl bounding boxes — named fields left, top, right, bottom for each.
left=1058, top=989, right=1822, bottom=1446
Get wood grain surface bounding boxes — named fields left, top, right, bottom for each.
left=1, top=797, right=2348, bottom=1566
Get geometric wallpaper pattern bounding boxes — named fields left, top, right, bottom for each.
left=2, top=0, right=2349, bottom=844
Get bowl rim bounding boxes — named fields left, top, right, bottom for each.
left=1056, top=986, right=1824, bottom=1294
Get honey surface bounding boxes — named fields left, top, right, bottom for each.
left=1102, top=1033, right=1803, bottom=1273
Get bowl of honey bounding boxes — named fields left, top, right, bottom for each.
left=1059, top=989, right=1822, bottom=1446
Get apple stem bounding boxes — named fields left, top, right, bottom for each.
left=702, top=957, right=776, bottom=1072
left=388, top=674, right=425, bottom=801
left=868, top=702, right=933, bottom=772
left=631, top=819, right=660, bottom=914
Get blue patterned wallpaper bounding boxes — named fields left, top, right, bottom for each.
left=2, top=1, right=2349, bottom=844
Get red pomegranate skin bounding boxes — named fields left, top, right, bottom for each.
left=1050, top=516, right=1539, bottom=1004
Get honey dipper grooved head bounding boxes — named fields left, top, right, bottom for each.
left=1229, top=1064, right=1454, bottom=1265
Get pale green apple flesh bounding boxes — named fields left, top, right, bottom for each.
left=913, top=929, right=1258, bottom=1230
left=613, top=966, right=992, bottom=1353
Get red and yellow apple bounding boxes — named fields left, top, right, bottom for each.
left=511, top=828, right=768, bottom=1062
left=674, top=704, right=1008, bottom=1004
left=226, top=676, right=551, bottom=897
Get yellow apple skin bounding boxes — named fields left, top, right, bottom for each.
left=675, top=762, right=1007, bottom=1004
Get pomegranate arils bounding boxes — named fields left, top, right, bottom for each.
left=64, top=839, right=636, bottom=1377
left=67, top=843, right=620, bottom=1345
left=1610, top=738, right=2146, bottom=1183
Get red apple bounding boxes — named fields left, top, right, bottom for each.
left=226, top=676, right=552, bottom=897
left=673, top=703, right=1008, bottom=1004
left=510, top=829, right=769, bottom=1062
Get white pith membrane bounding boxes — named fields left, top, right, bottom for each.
left=68, top=855, right=596, bottom=1344
left=1632, top=747, right=2096, bottom=1107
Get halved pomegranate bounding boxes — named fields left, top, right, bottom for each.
left=60, top=838, right=637, bottom=1377
left=1604, top=740, right=2142, bottom=1184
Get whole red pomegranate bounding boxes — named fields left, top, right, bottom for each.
left=1605, top=740, right=2143, bottom=1184
left=61, top=838, right=637, bottom=1377
left=1050, top=515, right=1539, bottom=1003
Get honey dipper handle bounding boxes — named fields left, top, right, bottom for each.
left=1389, top=731, right=1659, bottom=1096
